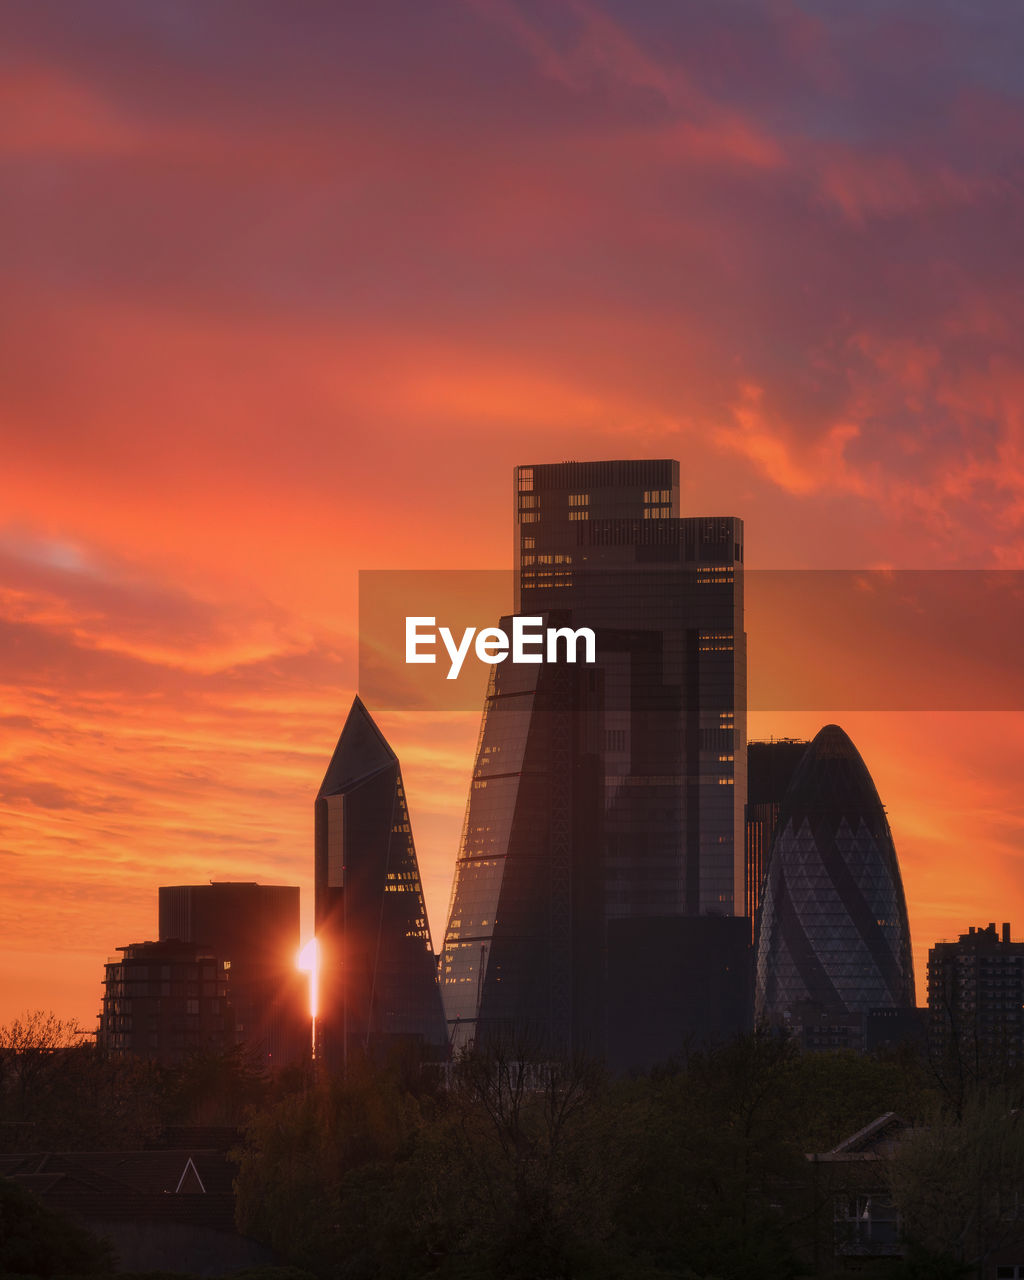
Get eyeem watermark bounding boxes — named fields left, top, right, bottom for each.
left=406, top=616, right=596, bottom=680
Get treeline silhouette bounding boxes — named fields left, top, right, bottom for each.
left=5, top=1012, right=1024, bottom=1278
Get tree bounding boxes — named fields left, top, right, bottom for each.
left=161, top=1041, right=271, bottom=1127
left=234, top=1056, right=428, bottom=1276
left=610, top=1034, right=807, bottom=1280
left=0, top=1177, right=114, bottom=1276
left=0, top=1011, right=88, bottom=1111
left=415, top=1039, right=616, bottom=1279
left=888, top=1096, right=1024, bottom=1275
left=0, top=1010, right=164, bottom=1152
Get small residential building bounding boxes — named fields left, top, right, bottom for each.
left=0, top=1149, right=271, bottom=1274
left=807, top=1113, right=910, bottom=1271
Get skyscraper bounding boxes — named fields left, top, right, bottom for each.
left=99, top=882, right=304, bottom=1067
left=158, top=882, right=305, bottom=1067
left=442, top=459, right=747, bottom=1062
left=745, top=739, right=809, bottom=935
left=314, top=697, right=447, bottom=1069
left=754, top=724, right=915, bottom=1050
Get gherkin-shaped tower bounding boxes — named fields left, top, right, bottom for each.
left=755, top=724, right=914, bottom=1037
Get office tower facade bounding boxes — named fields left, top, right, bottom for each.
left=605, top=915, right=752, bottom=1070
left=754, top=724, right=915, bottom=1049
left=441, top=635, right=605, bottom=1056
left=442, top=459, right=747, bottom=1061
left=159, top=882, right=305, bottom=1068
left=98, top=940, right=232, bottom=1064
left=928, top=922, right=1024, bottom=1070
left=745, top=739, right=809, bottom=934
left=314, top=697, right=447, bottom=1069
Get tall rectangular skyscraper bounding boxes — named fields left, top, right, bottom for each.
left=158, top=882, right=306, bottom=1067
left=442, top=460, right=747, bottom=1062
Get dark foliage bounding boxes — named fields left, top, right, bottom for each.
left=0, top=1177, right=115, bottom=1276
left=233, top=1033, right=945, bottom=1279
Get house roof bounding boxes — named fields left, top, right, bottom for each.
left=0, top=1150, right=237, bottom=1227
left=807, top=1111, right=912, bottom=1162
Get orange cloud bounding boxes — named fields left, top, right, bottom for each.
left=2, top=0, right=1024, bottom=1027
left=714, top=383, right=865, bottom=497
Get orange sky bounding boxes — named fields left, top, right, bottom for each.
left=2, top=0, right=1024, bottom=1025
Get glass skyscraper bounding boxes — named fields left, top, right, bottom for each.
left=745, top=739, right=809, bottom=936
left=315, top=697, right=447, bottom=1068
left=441, top=460, right=747, bottom=1060
left=754, top=723, right=915, bottom=1048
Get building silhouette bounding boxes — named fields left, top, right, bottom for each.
left=754, top=724, right=915, bottom=1050
left=98, top=939, right=233, bottom=1063
left=98, top=882, right=305, bottom=1067
left=442, top=459, right=747, bottom=1063
left=745, top=739, right=809, bottom=938
left=158, top=882, right=305, bottom=1067
left=314, top=697, right=447, bottom=1069
left=441, top=632, right=605, bottom=1057
left=605, top=915, right=752, bottom=1071
left=928, top=922, right=1024, bottom=1072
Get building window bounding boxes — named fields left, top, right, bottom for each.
left=326, top=793, right=345, bottom=887
left=643, top=489, right=672, bottom=519
left=834, top=1194, right=899, bottom=1253
left=518, top=468, right=533, bottom=492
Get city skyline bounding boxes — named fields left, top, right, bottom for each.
left=3, top=481, right=1021, bottom=1029
left=3, top=2, right=1024, bottom=1027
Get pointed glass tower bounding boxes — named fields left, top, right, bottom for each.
left=315, top=697, right=447, bottom=1067
left=754, top=724, right=915, bottom=1048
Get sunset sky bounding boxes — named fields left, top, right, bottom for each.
left=3, top=0, right=1024, bottom=1027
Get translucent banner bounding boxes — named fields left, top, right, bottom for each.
left=358, top=569, right=1024, bottom=711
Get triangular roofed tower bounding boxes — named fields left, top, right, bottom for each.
left=314, top=698, right=447, bottom=1068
